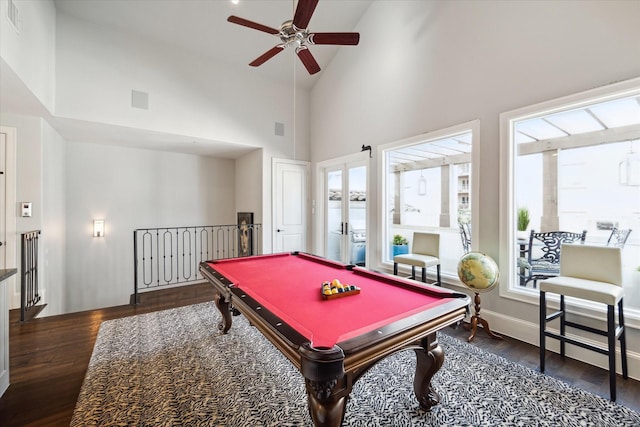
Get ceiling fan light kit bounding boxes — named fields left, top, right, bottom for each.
left=227, top=0, right=360, bottom=75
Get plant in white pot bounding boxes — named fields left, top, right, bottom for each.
left=517, top=207, right=530, bottom=240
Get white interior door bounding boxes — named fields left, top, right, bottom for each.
left=273, top=159, right=309, bottom=253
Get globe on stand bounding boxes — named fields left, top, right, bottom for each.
left=457, top=252, right=503, bottom=342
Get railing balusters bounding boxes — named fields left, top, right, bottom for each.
left=199, top=228, right=209, bottom=265
left=133, top=224, right=262, bottom=303
left=163, top=230, right=173, bottom=284
left=155, top=229, right=160, bottom=288
left=182, top=229, right=191, bottom=280
left=20, top=230, right=41, bottom=321
left=142, top=231, right=153, bottom=286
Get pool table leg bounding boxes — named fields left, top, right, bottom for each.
left=305, top=384, right=347, bottom=427
left=413, top=333, right=444, bottom=411
left=300, top=344, right=347, bottom=427
left=214, top=291, right=232, bottom=334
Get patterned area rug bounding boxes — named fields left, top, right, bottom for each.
left=72, top=302, right=640, bottom=426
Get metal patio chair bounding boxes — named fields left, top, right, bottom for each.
left=606, top=227, right=632, bottom=248
left=517, top=229, right=587, bottom=288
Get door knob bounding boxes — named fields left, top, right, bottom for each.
left=277, top=229, right=284, bottom=232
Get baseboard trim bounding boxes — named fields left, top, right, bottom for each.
left=0, top=372, right=8, bottom=398
left=478, top=308, right=640, bottom=381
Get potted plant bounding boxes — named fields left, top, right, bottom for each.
left=517, top=207, right=530, bottom=240
left=392, top=234, right=409, bottom=257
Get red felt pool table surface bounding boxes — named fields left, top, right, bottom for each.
left=206, top=252, right=458, bottom=349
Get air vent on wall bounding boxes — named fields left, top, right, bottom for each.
left=131, top=90, right=149, bottom=110
left=274, top=122, right=285, bottom=136
left=7, top=0, right=19, bottom=32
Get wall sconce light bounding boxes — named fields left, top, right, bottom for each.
left=93, top=219, right=105, bottom=237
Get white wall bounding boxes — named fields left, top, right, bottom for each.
left=0, top=113, right=241, bottom=315
left=52, top=12, right=314, bottom=276
left=312, top=0, right=640, bottom=284
left=41, top=120, right=66, bottom=316
left=1, top=0, right=317, bottom=315
left=54, top=13, right=300, bottom=150
left=0, top=114, right=44, bottom=308
left=14, top=118, right=43, bottom=235
left=236, top=148, right=263, bottom=221
left=0, top=0, right=56, bottom=113
left=310, top=0, right=640, bottom=371
left=64, top=142, right=236, bottom=312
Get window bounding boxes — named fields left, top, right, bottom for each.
left=500, top=78, right=640, bottom=320
left=380, top=121, right=479, bottom=280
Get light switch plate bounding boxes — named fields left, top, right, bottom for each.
left=21, top=202, right=32, bottom=217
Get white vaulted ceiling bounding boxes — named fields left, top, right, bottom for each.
left=54, top=0, right=372, bottom=90
left=2, top=1, right=373, bottom=158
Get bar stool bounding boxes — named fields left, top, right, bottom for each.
left=539, top=244, right=627, bottom=401
left=393, top=232, right=440, bottom=285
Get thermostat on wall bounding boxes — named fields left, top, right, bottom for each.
left=21, top=202, right=32, bottom=217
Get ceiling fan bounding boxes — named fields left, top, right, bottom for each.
left=227, top=0, right=360, bottom=75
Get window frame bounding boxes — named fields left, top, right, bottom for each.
left=499, top=77, right=640, bottom=328
left=377, top=119, right=480, bottom=284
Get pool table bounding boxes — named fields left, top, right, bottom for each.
left=199, top=252, right=470, bottom=427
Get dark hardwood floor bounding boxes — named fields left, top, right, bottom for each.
left=0, top=284, right=216, bottom=427
left=0, top=283, right=638, bottom=426
left=446, top=323, right=640, bottom=413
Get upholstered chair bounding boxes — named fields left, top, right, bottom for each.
left=539, top=243, right=627, bottom=401
left=393, top=232, right=441, bottom=285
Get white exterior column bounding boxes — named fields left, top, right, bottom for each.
left=541, top=150, right=559, bottom=231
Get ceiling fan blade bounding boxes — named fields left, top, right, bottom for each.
left=296, top=47, right=321, bottom=75
left=309, top=32, right=360, bottom=45
left=292, top=0, right=319, bottom=29
left=249, top=46, right=285, bottom=67
left=227, top=16, right=279, bottom=35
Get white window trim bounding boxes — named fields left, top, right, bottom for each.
left=499, top=76, right=640, bottom=329
left=376, top=119, right=480, bottom=281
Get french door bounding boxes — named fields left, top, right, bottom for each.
left=324, top=159, right=368, bottom=266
